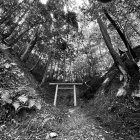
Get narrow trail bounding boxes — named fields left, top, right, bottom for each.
left=40, top=86, right=114, bottom=140
left=0, top=86, right=114, bottom=139
left=50, top=106, right=114, bottom=140
left=0, top=102, right=113, bottom=140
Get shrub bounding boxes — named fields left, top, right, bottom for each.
left=0, top=87, right=41, bottom=123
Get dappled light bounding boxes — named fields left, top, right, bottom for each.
left=0, top=0, right=140, bottom=139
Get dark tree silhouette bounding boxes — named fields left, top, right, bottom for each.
left=103, top=9, right=137, bottom=60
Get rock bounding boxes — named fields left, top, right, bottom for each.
left=49, top=132, right=58, bottom=138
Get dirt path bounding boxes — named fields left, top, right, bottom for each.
left=62, top=108, right=113, bottom=140
left=0, top=103, right=114, bottom=140
left=47, top=107, right=114, bottom=140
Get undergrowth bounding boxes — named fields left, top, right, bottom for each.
left=85, top=69, right=140, bottom=139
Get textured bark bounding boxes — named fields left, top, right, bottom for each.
left=103, top=9, right=137, bottom=60
left=20, top=30, right=39, bottom=62
left=10, top=24, right=37, bottom=46
left=97, top=16, right=128, bottom=77
left=40, top=56, right=52, bottom=86
left=1, top=8, right=28, bottom=41
left=30, top=58, right=40, bottom=71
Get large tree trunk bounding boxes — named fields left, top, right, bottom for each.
left=103, top=9, right=140, bottom=81
left=97, top=14, right=140, bottom=97
left=97, top=16, right=128, bottom=77
left=103, top=9, right=137, bottom=60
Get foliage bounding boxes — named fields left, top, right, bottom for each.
left=0, top=54, right=27, bottom=88
left=0, top=54, right=41, bottom=124
left=0, top=86, right=41, bottom=123
left=0, top=0, right=140, bottom=139
left=65, top=11, right=78, bottom=29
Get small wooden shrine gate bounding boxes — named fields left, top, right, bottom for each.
left=49, top=83, right=82, bottom=106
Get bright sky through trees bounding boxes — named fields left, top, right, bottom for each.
left=40, top=0, right=83, bottom=5
left=40, top=0, right=48, bottom=4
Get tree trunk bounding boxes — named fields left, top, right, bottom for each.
left=103, top=9, right=137, bottom=60
left=30, top=58, right=40, bottom=71
left=56, top=61, right=60, bottom=79
left=1, top=8, right=29, bottom=41
left=0, top=47, right=39, bottom=88
left=97, top=16, right=128, bottom=77
left=104, top=10, right=140, bottom=78
left=20, top=29, right=39, bottom=62
left=97, top=15, right=140, bottom=96
left=40, top=55, right=52, bottom=86
left=10, top=23, right=39, bottom=47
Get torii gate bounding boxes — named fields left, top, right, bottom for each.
left=49, top=83, right=82, bottom=106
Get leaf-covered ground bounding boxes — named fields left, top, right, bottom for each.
left=0, top=102, right=114, bottom=140
left=1, top=50, right=140, bottom=140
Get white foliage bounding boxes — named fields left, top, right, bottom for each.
left=137, top=60, right=140, bottom=67
left=132, top=93, right=140, bottom=98
left=4, top=63, right=11, bottom=68
left=10, top=63, right=17, bottom=66
left=45, top=134, right=49, bottom=140
left=1, top=91, right=12, bottom=104
left=116, top=88, right=126, bottom=97
left=28, top=99, right=36, bottom=108
left=134, top=94, right=140, bottom=97
left=132, top=89, right=140, bottom=97
left=35, top=101, right=41, bottom=110
left=68, top=108, right=75, bottom=114
left=12, top=101, right=20, bottom=110
left=1, top=44, right=11, bottom=50
left=18, top=95, right=28, bottom=103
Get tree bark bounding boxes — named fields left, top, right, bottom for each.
left=40, top=55, right=52, bottom=86
left=97, top=16, right=128, bottom=77
left=20, top=29, right=39, bottom=62
left=30, top=58, right=40, bottom=71
left=10, top=23, right=38, bottom=46
left=1, top=8, right=29, bottom=41
left=103, top=9, right=137, bottom=60
left=98, top=15, right=140, bottom=96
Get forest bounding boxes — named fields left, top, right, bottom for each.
left=0, top=0, right=140, bottom=139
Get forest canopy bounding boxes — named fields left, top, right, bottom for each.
left=1, top=0, right=140, bottom=139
